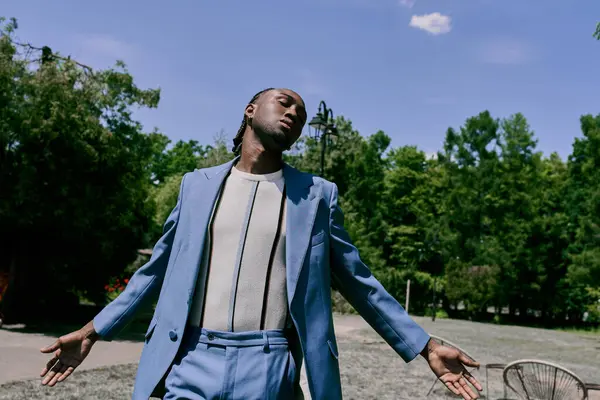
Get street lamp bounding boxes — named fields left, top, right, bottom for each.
left=308, top=100, right=337, bottom=177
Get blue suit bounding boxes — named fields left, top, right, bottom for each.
left=93, top=159, right=430, bottom=399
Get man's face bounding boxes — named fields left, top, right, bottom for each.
left=246, top=88, right=307, bottom=153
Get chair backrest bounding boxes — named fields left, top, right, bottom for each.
left=503, top=359, right=587, bottom=400
left=428, top=334, right=478, bottom=364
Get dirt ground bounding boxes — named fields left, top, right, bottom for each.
left=1, top=314, right=598, bottom=399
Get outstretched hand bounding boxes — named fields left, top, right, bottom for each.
left=422, top=339, right=483, bottom=399
left=39, top=325, right=97, bottom=387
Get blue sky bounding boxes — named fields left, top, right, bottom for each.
left=4, top=0, right=600, bottom=159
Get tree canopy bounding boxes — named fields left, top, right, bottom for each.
left=1, top=18, right=160, bottom=320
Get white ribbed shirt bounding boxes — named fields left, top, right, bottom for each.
left=188, top=166, right=288, bottom=331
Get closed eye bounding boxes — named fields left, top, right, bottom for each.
left=277, top=94, right=306, bottom=124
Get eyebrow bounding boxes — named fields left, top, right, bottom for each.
left=276, top=93, right=307, bottom=119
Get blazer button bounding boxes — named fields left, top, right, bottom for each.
left=168, top=330, right=178, bottom=341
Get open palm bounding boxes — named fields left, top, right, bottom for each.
left=426, top=344, right=483, bottom=399
left=40, top=330, right=95, bottom=386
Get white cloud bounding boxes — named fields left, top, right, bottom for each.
left=409, top=12, right=452, bottom=35
left=399, top=0, right=416, bottom=8
left=478, top=38, right=533, bottom=65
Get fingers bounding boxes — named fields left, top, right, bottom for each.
left=454, top=381, right=473, bottom=399
left=442, top=372, right=482, bottom=399
left=464, top=370, right=483, bottom=391
left=445, top=381, right=461, bottom=396
left=41, top=359, right=62, bottom=385
left=41, top=359, right=76, bottom=386
left=57, top=366, right=75, bottom=382
left=47, top=363, right=69, bottom=387
left=40, top=356, right=58, bottom=377
left=458, top=376, right=479, bottom=399
left=459, top=352, right=480, bottom=368
left=40, top=340, right=61, bottom=354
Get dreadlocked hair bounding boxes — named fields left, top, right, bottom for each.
left=232, top=88, right=275, bottom=155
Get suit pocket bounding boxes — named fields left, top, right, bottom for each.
left=327, top=339, right=339, bottom=360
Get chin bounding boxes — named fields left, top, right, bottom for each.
left=269, top=133, right=291, bottom=151
left=257, top=128, right=291, bottom=153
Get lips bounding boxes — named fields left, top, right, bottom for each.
left=280, top=120, right=294, bottom=130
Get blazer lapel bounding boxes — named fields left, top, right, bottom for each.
left=187, top=159, right=235, bottom=240
left=184, top=159, right=236, bottom=303
left=283, top=164, right=322, bottom=305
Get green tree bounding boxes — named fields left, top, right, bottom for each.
left=563, top=114, right=600, bottom=323
left=378, top=146, right=442, bottom=312
left=434, top=111, right=548, bottom=320
left=382, top=147, right=433, bottom=269
left=436, top=111, right=502, bottom=316
left=197, top=130, right=235, bottom=169
left=0, top=18, right=161, bottom=322
left=492, top=114, right=544, bottom=320
left=146, top=130, right=237, bottom=185
left=149, top=134, right=210, bottom=185
left=526, top=153, right=569, bottom=323
left=148, top=133, right=235, bottom=243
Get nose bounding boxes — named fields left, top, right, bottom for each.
left=284, top=108, right=299, bottom=124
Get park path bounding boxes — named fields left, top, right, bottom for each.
left=0, top=328, right=145, bottom=385
left=0, top=313, right=366, bottom=385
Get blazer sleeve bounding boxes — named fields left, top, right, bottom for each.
left=92, top=173, right=187, bottom=341
left=328, top=182, right=430, bottom=362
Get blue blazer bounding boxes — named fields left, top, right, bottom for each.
left=93, top=158, right=430, bottom=400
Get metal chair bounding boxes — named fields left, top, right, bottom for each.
left=503, top=359, right=588, bottom=400
left=425, top=335, right=480, bottom=397
left=584, top=382, right=600, bottom=398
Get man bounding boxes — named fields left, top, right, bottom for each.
left=39, top=88, right=482, bottom=399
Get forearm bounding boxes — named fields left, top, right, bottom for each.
left=333, top=267, right=431, bottom=361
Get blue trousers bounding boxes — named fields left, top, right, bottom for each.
left=163, top=327, right=297, bottom=400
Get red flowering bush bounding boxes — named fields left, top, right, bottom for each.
left=105, top=277, right=130, bottom=302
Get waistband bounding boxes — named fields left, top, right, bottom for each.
left=185, top=326, right=289, bottom=348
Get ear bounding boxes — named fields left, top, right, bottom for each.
left=244, top=104, right=256, bottom=121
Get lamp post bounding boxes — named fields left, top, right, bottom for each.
left=308, top=100, right=337, bottom=177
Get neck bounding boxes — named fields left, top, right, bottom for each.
left=236, top=137, right=283, bottom=175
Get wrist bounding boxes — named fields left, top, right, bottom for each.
left=80, top=321, right=100, bottom=343
left=420, top=337, right=438, bottom=360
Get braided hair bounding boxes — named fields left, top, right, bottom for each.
left=232, top=88, right=275, bottom=156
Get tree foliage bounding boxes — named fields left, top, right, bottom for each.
left=0, top=18, right=160, bottom=321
